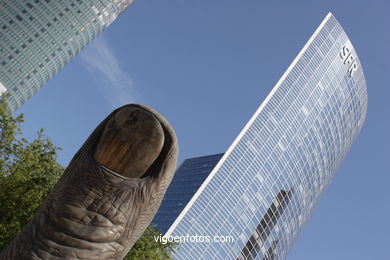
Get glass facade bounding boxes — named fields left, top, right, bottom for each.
left=152, top=153, right=224, bottom=234
left=0, top=0, right=135, bottom=113
left=166, top=13, right=367, bottom=260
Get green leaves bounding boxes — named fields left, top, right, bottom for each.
left=0, top=100, right=63, bottom=250
left=124, top=226, right=177, bottom=260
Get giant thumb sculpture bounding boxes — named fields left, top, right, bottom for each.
left=0, top=104, right=178, bottom=259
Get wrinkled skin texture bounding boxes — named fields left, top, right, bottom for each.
left=0, top=104, right=178, bottom=260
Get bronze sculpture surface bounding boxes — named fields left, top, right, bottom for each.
left=0, top=104, right=178, bottom=259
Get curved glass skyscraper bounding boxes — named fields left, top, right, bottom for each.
left=0, top=0, right=135, bottom=113
left=166, top=13, right=367, bottom=259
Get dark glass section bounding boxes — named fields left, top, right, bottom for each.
left=152, top=153, right=224, bottom=234
left=238, top=189, right=293, bottom=260
left=262, top=240, right=279, bottom=260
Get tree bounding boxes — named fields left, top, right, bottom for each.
left=124, top=226, right=177, bottom=260
left=0, top=100, right=63, bottom=249
left=0, top=100, right=177, bottom=259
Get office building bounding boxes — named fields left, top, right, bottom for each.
left=152, top=153, right=224, bottom=234
left=166, top=13, right=367, bottom=259
left=0, top=0, right=135, bottom=113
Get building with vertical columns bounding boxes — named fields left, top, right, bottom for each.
left=0, top=0, right=135, bottom=113
left=165, top=13, right=367, bottom=260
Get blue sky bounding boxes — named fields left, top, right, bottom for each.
left=17, top=1, right=388, bottom=259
